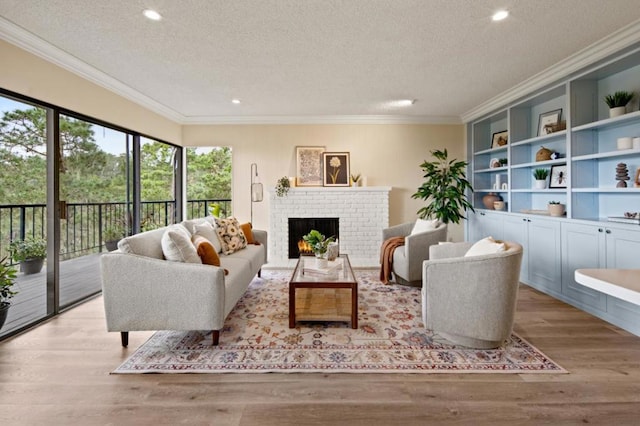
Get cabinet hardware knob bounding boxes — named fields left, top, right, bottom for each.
left=606, top=229, right=611, bottom=234
left=598, top=228, right=603, bottom=232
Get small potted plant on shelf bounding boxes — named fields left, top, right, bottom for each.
left=302, top=230, right=335, bottom=268
left=548, top=201, right=566, bottom=217
left=533, top=168, right=549, bottom=189
left=9, top=237, right=46, bottom=275
left=350, top=173, right=361, bottom=187
left=604, top=91, right=635, bottom=118
left=0, top=256, right=18, bottom=330
left=275, top=176, right=291, bottom=197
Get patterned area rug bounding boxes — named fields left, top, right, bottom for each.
left=114, top=270, right=566, bottom=374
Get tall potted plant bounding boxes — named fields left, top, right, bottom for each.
left=9, top=237, right=46, bottom=275
left=0, top=256, right=18, bottom=330
left=412, top=149, right=474, bottom=224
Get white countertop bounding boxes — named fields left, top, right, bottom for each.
left=575, top=269, right=640, bottom=305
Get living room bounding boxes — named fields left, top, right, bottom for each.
left=2, top=2, right=640, bottom=424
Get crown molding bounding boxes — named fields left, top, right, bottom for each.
left=461, top=20, right=640, bottom=123
left=0, top=17, right=185, bottom=123
left=181, top=114, right=461, bottom=125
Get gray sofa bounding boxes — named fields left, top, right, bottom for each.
left=422, top=241, right=523, bottom=349
left=100, top=217, right=267, bottom=347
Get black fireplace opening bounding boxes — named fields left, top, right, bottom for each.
left=288, top=218, right=339, bottom=259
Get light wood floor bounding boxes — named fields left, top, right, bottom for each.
left=1, top=283, right=640, bottom=426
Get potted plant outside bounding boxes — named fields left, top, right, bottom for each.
left=412, top=149, right=474, bottom=223
left=103, top=226, right=124, bottom=252
left=302, top=230, right=335, bottom=268
left=9, top=237, right=46, bottom=275
left=604, top=91, right=634, bottom=118
left=533, top=168, right=549, bottom=189
left=548, top=201, right=566, bottom=217
left=0, top=256, right=18, bottom=330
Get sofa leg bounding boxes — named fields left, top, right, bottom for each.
left=212, top=330, right=220, bottom=346
left=120, top=331, right=129, bottom=348
left=258, top=268, right=261, bottom=278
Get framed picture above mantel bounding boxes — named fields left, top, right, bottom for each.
left=296, top=146, right=324, bottom=186
left=322, top=152, right=350, bottom=187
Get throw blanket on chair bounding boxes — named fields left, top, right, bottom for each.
left=379, top=236, right=405, bottom=284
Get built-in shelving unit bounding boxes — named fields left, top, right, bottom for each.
left=466, top=42, right=640, bottom=337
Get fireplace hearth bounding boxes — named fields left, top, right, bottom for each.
left=288, top=218, right=339, bottom=259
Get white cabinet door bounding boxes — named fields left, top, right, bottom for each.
left=502, top=214, right=529, bottom=282
left=468, top=211, right=504, bottom=242
left=605, top=227, right=640, bottom=269
left=527, top=217, right=562, bottom=295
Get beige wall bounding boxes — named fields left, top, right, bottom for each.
left=183, top=124, right=467, bottom=241
left=1, top=41, right=467, bottom=241
left=0, top=40, right=181, bottom=144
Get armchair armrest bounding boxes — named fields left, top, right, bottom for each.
left=428, top=241, right=473, bottom=260
left=405, top=224, right=447, bottom=259
left=382, top=222, right=414, bottom=241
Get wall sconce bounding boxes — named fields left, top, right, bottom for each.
left=250, top=163, right=263, bottom=223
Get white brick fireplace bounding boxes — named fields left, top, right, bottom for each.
left=269, top=186, right=391, bottom=267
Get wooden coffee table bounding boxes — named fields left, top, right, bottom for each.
left=289, top=254, right=358, bottom=329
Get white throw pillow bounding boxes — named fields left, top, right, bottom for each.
left=411, top=218, right=440, bottom=235
left=161, top=224, right=201, bottom=263
left=194, top=221, right=222, bottom=253
left=464, top=236, right=506, bottom=257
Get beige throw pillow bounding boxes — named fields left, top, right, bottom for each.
left=411, top=218, right=440, bottom=235
left=194, top=221, right=222, bottom=253
left=161, top=224, right=201, bottom=263
left=464, top=236, right=506, bottom=257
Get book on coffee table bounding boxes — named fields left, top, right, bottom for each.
left=302, top=259, right=343, bottom=275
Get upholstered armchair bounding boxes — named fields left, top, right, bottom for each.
left=381, top=221, right=447, bottom=286
left=421, top=241, right=523, bottom=349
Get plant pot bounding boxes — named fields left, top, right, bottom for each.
left=548, top=204, right=566, bottom=217
left=21, top=258, right=44, bottom=275
left=0, top=302, right=10, bottom=330
left=534, top=179, right=547, bottom=189
left=105, top=239, right=119, bottom=252
left=482, top=192, right=502, bottom=209
left=315, top=256, right=328, bottom=269
left=609, top=106, right=626, bottom=118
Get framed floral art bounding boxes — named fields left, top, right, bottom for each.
left=322, top=152, right=350, bottom=187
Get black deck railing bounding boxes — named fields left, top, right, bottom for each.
left=0, top=199, right=231, bottom=264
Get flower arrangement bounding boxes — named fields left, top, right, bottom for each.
left=302, top=230, right=335, bottom=257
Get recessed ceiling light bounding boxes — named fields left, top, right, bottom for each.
left=143, top=9, right=162, bottom=21
left=492, top=10, right=509, bottom=21
left=388, top=99, right=416, bottom=108
left=231, top=99, right=241, bottom=104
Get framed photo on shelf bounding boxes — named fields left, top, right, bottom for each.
left=491, top=130, right=508, bottom=148
left=296, top=146, right=325, bottom=186
left=549, top=164, right=568, bottom=188
left=537, top=109, right=562, bottom=136
left=322, top=152, right=350, bottom=187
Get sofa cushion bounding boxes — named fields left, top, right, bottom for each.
left=223, top=243, right=264, bottom=271
left=117, top=227, right=166, bottom=259
left=411, top=218, right=440, bottom=235
left=194, top=221, right=222, bottom=253
left=240, top=222, right=255, bottom=244
left=161, top=224, right=202, bottom=263
left=192, top=235, right=221, bottom=266
left=464, top=236, right=506, bottom=257
left=215, top=217, right=248, bottom=255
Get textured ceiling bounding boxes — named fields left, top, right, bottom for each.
left=1, top=0, right=640, bottom=123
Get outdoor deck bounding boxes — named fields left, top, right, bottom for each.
left=1, top=253, right=103, bottom=338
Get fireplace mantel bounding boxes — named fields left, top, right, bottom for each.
left=269, top=186, right=391, bottom=267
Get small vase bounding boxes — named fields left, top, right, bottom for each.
left=548, top=204, right=565, bottom=217
left=482, top=192, right=502, bottom=209
left=609, top=106, right=626, bottom=118
left=534, top=179, right=547, bottom=189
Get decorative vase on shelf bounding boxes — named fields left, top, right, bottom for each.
left=534, top=179, right=547, bottom=189
left=609, top=106, right=626, bottom=118
left=482, top=192, right=503, bottom=209
left=548, top=203, right=565, bottom=217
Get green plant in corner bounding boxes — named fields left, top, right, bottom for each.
left=302, top=230, right=335, bottom=257
left=275, top=176, right=291, bottom=197
left=533, top=168, right=549, bottom=180
left=412, top=149, right=474, bottom=224
left=604, top=91, right=634, bottom=108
